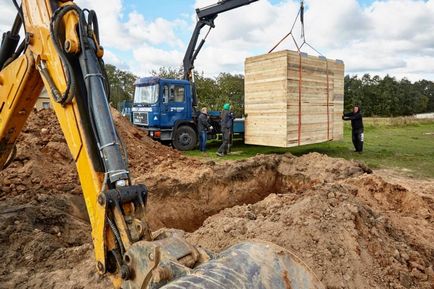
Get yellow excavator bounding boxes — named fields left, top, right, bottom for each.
left=0, top=1, right=324, bottom=288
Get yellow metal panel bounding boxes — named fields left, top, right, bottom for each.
left=0, top=52, right=43, bottom=167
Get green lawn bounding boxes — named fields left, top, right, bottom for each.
left=184, top=121, right=434, bottom=178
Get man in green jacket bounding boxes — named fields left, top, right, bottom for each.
left=217, top=103, right=233, bottom=157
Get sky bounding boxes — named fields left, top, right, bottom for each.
left=0, top=0, right=433, bottom=81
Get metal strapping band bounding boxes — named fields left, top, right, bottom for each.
left=84, top=73, right=103, bottom=80
left=326, top=61, right=330, bottom=140
left=107, top=170, right=129, bottom=178
left=298, top=53, right=302, bottom=146
left=99, top=142, right=119, bottom=150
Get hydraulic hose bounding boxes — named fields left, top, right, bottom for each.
left=1, top=145, right=17, bottom=170
left=107, top=216, right=125, bottom=257
left=11, top=0, right=24, bottom=23
left=47, top=5, right=79, bottom=105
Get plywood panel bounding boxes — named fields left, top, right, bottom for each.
left=245, top=50, right=344, bottom=147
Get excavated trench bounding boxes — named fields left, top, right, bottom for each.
left=141, top=153, right=371, bottom=232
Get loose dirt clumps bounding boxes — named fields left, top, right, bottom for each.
left=0, top=108, right=433, bottom=289
left=187, top=175, right=434, bottom=289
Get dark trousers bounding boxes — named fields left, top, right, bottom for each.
left=199, top=131, right=207, bottom=152
left=218, top=129, right=230, bottom=155
left=352, top=129, right=364, bottom=152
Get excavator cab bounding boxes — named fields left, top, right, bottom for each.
left=0, top=0, right=324, bottom=288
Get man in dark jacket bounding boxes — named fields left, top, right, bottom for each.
left=343, top=106, right=364, bottom=153
left=198, top=107, right=213, bottom=152
left=217, top=103, right=233, bottom=157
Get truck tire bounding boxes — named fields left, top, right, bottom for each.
left=173, top=126, right=197, bottom=151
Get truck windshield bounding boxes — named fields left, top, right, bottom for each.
left=134, top=84, right=159, bottom=104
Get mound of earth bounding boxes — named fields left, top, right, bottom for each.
left=0, top=108, right=190, bottom=200
left=187, top=175, right=434, bottom=289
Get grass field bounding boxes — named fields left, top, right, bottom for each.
left=184, top=120, right=434, bottom=178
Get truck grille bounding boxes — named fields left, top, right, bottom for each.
left=133, top=112, right=148, bottom=126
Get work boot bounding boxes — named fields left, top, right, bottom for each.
left=216, top=152, right=224, bottom=157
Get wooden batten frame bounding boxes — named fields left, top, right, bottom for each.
left=244, top=50, right=345, bottom=148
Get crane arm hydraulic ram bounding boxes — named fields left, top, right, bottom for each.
left=0, top=1, right=324, bottom=289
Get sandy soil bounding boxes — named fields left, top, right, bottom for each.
left=0, top=109, right=432, bottom=289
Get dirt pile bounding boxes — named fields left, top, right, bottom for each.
left=187, top=175, right=434, bottom=289
left=0, top=108, right=189, bottom=200
left=0, top=109, right=79, bottom=200
left=0, top=194, right=110, bottom=288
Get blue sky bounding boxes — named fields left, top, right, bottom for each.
left=0, top=0, right=433, bottom=80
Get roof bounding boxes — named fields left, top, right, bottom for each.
left=134, top=77, right=189, bottom=87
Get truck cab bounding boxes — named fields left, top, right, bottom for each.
left=132, top=77, right=199, bottom=150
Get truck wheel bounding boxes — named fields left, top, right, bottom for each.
left=173, top=126, right=197, bottom=151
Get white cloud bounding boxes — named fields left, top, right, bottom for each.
left=103, top=49, right=130, bottom=70
left=1, top=0, right=433, bottom=81
left=125, top=13, right=185, bottom=48
left=189, top=0, right=434, bottom=81
left=131, top=45, right=184, bottom=75
left=76, top=0, right=186, bottom=51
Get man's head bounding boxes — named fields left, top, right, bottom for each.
left=223, top=103, right=231, bottom=111
left=353, top=106, right=360, bottom=113
left=201, top=107, right=208, bottom=114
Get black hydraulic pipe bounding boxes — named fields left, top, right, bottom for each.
left=192, top=39, right=206, bottom=65
left=0, top=14, right=22, bottom=69
left=183, top=22, right=206, bottom=80
left=11, top=13, right=23, bottom=36
left=0, top=32, right=20, bottom=69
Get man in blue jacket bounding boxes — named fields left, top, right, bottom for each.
left=343, top=105, right=364, bottom=153
left=217, top=103, right=233, bottom=157
left=198, top=107, right=213, bottom=152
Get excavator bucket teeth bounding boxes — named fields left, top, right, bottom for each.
left=161, top=240, right=325, bottom=289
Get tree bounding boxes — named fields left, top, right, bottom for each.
left=344, top=74, right=434, bottom=117
left=150, top=66, right=183, bottom=79
left=216, top=73, right=245, bottom=117
left=105, top=64, right=137, bottom=107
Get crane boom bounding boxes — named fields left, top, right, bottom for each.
left=182, top=0, right=258, bottom=80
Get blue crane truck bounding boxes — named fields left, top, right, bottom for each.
left=131, top=0, right=257, bottom=150
left=132, top=76, right=245, bottom=150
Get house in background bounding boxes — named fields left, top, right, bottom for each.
left=415, top=112, right=434, bottom=119
left=35, top=89, right=52, bottom=110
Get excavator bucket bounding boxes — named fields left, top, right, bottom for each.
left=161, top=240, right=325, bottom=289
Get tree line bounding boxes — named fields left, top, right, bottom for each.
left=105, top=64, right=434, bottom=118
left=344, top=74, right=434, bottom=117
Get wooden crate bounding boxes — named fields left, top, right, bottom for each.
left=244, top=50, right=344, bottom=147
